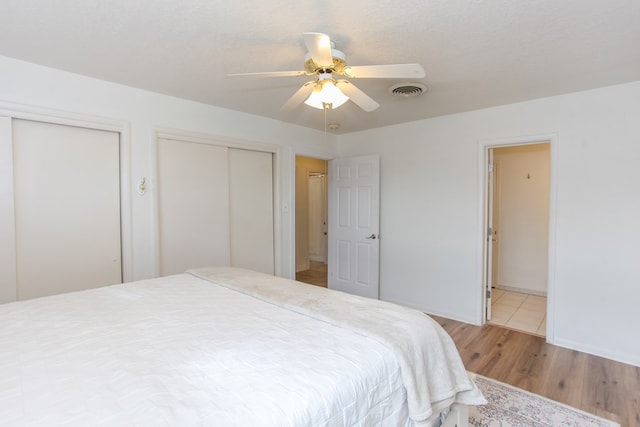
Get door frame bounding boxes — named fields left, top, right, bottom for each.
left=0, top=101, right=132, bottom=298
left=477, top=133, right=558, bottom=343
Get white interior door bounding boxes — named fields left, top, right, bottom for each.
left=485, top=149, right=495, bottom=320
left=0, top=116, right=17, bottom=303
left=328, top=155, right=380, bottom=299
left=228, top=148, right=274, bottom=275
left=157, top=138, right=230, bottom=275
left=491, top=160, right=500, bottom=292
left=12, top=119, right=122, bottom=300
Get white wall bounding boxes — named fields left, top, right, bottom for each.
left=494, top=144, right=550, bottom=295
left=338, top=81, right=640, bottom=367
left=0, top=55, right=337, bottom=282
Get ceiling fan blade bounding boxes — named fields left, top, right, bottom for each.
left=335, top=80, right=380, bottom=112
left=343, top=64, right=425, bottom=79
left=228, top=70, right=309, bottom=78
left=281, top=82, right=316, bottom=111
left=303, top=32, right=334, bottom=68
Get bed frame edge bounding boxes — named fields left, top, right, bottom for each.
left=440, top=403, right=468, bottom=427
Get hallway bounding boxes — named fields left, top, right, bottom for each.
left=295, top=261, right=327, bottom=287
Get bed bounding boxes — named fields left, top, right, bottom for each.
left=0, top=267, right=485, bottom=426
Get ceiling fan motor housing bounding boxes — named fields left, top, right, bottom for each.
left=304, top=49, right=347, bottom=74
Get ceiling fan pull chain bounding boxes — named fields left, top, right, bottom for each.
left=324, top=106, right=327, bottom=143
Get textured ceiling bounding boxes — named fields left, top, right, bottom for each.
left=1, top=0, right=639, bottom=134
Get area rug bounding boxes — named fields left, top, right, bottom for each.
left=468, top=374, right=619, bottom=427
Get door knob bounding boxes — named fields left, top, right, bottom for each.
left=365, top=234, right=377, bottom=240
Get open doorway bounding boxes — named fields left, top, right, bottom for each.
left=295, top=156, right=328, bottom=287
left=485, top=142, right=550, bottom=336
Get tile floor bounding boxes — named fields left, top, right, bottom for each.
left=489, top=288, right=547, bottom=336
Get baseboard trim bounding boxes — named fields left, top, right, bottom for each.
left=495, top=285, right=547, bottom=297
left=553, top=336, right=640, bottom=368
left=295, top=261, right=310, bottom=273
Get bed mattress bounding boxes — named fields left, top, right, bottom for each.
left=0, top=269, right=483, bottom=426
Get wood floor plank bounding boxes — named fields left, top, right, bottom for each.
left=504, top=334, right=556, bottom=392
left=432, top=315, right=638, bottom=427
left=623, top=363, right=640, bottom=426
left=582, top=355, right=627, bottom=421
left=487, top=329, right=531, bottom=381
left=542, top=346, right=586, bottom=409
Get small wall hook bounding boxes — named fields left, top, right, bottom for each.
left=137, top=177, right=147, bottom=195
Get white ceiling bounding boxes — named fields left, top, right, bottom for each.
left=1, top=0, right=639, bottom=134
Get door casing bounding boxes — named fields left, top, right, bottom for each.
left=477, top=133, right=558, bottom=343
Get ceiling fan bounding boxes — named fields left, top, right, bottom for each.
left=229, top=32, right=426, bottom=112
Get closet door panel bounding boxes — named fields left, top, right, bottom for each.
left=229, top=148, right=274, bottom=275
left=12, top=119, right=122, bottom=300
left=157, top=139, right=230, bottom=275
left=0, top=117, right=17, bottom=303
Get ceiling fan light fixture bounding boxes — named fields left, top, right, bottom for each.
left=304, top=79, right=349, bottom=110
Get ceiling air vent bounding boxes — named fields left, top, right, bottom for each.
left=389, top=82, right=427, bottom=98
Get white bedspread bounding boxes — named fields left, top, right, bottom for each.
left=190, top=267, right=486, bottom=424
left=0, top=269, right=484, bottom=426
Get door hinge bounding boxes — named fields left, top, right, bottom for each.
left=488, top=163, right=494, bottom=172
left=486, top=289, right=492, bottom=299
left=487, top=227, right=493, bottom=238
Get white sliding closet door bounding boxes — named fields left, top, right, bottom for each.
left=229, top=148, right=274, bottom=274
left=0, top=116, right=16, bottom=303
left=157, top=139, right=230, bottom=276
left=12, top=119, right=122, bottom=300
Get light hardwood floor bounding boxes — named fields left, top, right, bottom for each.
left=433, top=315, right=640, bottom=427
left=295, top=261, right=327, bottom=287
